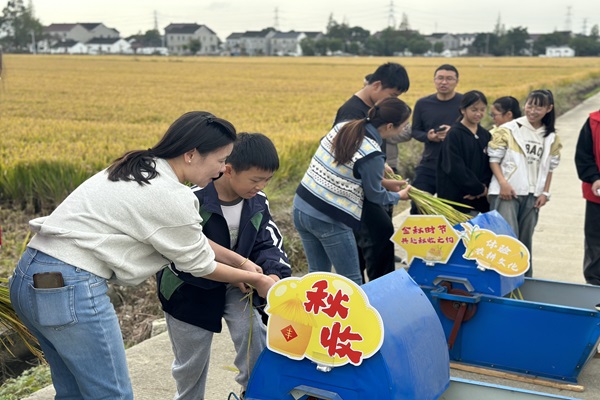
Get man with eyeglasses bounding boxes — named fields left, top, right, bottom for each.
left=410, top=64, right=463, bottom=214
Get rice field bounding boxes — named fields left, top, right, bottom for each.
left=1, top=54, right=600, bottom=209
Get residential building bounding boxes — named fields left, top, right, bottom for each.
left=270, top=31, right=306, bottom=56
left=426, top=33, right=460, bottom=51
left=456, top=34, right=476, bottom=49
left=78, top=23, right=119, bottom=39
left=164, top=23, right=219, bottom=55
left=44, top=23, right=119, bottom=44
left=44, top=23, right=89, bottom=42
left=239, top=30, right=276, bottom=56
left=545, top=45, right=575, bottom=57
left=225, top=32, right=244, bottom=55
left=86, top=38, right=132, bottom=55
left=302, top=31, right=325, bottom=41
left=135, top=46, right=169, bottom=56
left=49, top=39, right=87, bottom=55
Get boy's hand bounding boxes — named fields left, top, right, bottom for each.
left=235, top=282, right=251, bottom=293
left=254, top=275, right=277, bottom=298
left=240, top=259, right=262, bottom=274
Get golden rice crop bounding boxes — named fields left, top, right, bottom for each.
left=1, top=55, right=600, bottom=208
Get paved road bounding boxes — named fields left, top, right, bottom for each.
left=439, top=92, right=600, bottom=399
left=25, top=92, right=600, bottom=400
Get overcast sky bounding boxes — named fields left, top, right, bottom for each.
left=33, top=0, right=596, bottom=39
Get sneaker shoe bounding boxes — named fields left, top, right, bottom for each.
left=596, top=303, right=600, bottom=312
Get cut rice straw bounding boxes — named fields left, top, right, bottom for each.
left=386, top=171, right=472, bottom=226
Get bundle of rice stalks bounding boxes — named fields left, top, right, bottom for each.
left=386, top=171, right=472, bottom=226
left=0, top=278, right=43, bottom=360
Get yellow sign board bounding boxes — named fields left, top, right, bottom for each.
left=459, top=223, right=530, bottom=276
left=265, top=272, right=384, bottom=368
left=391, top=215, right=459, bottom=265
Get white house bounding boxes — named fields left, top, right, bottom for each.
left=239, top=30, right=276, bottom=56
left=426, top=33, right=460, bottom=51
left=49, top=39, right=87, bottom=54
left=44, top=23, right=118, bottom=44
left=164, top=23, right=219, bottom=55
left=78, top=23, right=119, bottom=40
left=545, top=45, right=575, bottom=57
left=86, top=38, right=132, bottom=55
left=135, top=46, right=169, bottom=56
left=270, top=31, right=306, bottom=56
left=42, top=23, right=120, bottom=54
left=303, top=31, right=325, bottom=41
left=225, top=32, right=244, bottom=55
left=456, top=33, right=476, bottom=49
left=44, top=23, right=89, bottom=42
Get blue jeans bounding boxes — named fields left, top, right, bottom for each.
left=293, top=208, right=362, bottom=285
left=9, top=248, right=133, bottom=399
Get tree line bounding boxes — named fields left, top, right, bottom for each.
left=301, top=15, right=600, bottom=56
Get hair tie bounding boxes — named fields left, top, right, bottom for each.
left=365, top=117, right=371, bottom=122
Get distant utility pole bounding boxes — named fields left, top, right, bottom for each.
left=388, top=0, right=396, bottom=28
left=582, top=18, right=588, bottom=35
left=565, top=6, right=572, bottom=32
left=154, top=10, right=159, bottom=32
left=274, top=7, right=280, bottom=30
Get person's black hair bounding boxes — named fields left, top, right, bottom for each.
left=107, top=111, right=236, bottom=184
left=333, top=97, right=412, bottom=165
left=461, top=90, right=488, bottom=108
left=493, top=96, right=522, bottom=119
left=434, top=64, right=459, bottom=79
left=526, top=89, right=556, bottom=136
left=458, top=90, right=487, bottom=122
left=367, top=62, right=410, bottom=93
left=227, top=132, right=279, bottom=172
left=364, top=73, right=373, bottom=82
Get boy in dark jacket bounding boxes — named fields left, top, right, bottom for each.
left=158, top=133, right=291, bottom=400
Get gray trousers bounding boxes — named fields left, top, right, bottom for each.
left=489, top=194, right=539, bottom=277
left=165, top=285, right=267, bottom=400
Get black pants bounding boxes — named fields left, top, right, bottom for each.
left=410, top=165, right=437, bottom=215
left=356, top=200, right=395, bottom=283
left=584, top=200, right=600, bottom=285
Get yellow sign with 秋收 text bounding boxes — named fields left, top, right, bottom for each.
left=265, top=273, right=383, bottom=368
